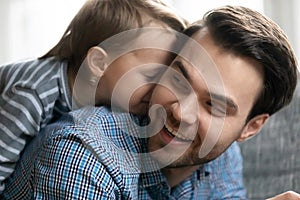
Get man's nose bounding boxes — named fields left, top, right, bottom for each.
left=170, top=94, right=199, bottom=125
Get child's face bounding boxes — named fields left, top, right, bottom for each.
left=97, top=48, right=174, bottom=115
left=93, top=27, right=179, bottom=115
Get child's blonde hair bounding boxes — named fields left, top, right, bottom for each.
left=40, top=0, right=188, bottom=72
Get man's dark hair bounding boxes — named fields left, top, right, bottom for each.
left=184, top=5, right=298, bottom=122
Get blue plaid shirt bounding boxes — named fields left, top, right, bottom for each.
left=2, top=106, right=246, bottom=199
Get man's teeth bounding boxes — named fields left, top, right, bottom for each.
left=165, top=123, right=192, bottom=141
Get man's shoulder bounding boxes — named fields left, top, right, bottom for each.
left=68, top=106, right=143, bottom=133
left=39, top=106, right=146, bottom=173
left=201, top=142, right=246, bottom=198
left=43, top=106, right=145, bottom=152
left=5, top=106, right=142, bottom=199
left=44, top=106, right=132, bottom=137
left=65, top=106, right=146, bottom=148
left=203, top=142, right=243, bottom=180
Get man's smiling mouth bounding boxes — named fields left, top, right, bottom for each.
left=165, top=123, right=194, bottom=142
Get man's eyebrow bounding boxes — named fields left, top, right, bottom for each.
left=209, top=92, right=238, bottom=111
left=175, top=60, right=238, bottom=112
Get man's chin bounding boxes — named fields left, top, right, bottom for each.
left=149, top=150, right=175, bottom=167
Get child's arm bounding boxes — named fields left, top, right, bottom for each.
left=0, top=85, right=45, bottom=194
left=0, top=58, right=70, bottom=194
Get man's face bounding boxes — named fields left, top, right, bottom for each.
left=147, top=29, right=265, bottom=167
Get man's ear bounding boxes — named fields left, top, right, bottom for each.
left=86, top=46, right=108, bottom=78
left=237, top=114, right=269, bottom=142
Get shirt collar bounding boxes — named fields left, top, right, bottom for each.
left=139, top=164, right=210, bottom=189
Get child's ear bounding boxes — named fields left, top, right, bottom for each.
left=86, top=46, right=108, bottom=78
left=236, top=114, right=269, bottom=142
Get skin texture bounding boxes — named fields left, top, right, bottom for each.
left=71, top=23, right=178, bottom=115
left=95, top=48, right=173, bottom=115
left=147, top=29, right=269, bottom=187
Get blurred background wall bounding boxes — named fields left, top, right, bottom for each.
left=0, top=0, right=299, bottom=65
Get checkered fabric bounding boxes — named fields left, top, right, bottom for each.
left=2, top=106, right=246, bottom=199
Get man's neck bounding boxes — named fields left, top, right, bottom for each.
left=161, top=166, right=199, bottom=188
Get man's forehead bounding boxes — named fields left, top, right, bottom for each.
left=177, top=31, right=225, bottom=94
left=179, top=28, right=211, bottom=64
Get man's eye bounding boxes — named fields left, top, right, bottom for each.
left=207, top=101, right=227, bottom=117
